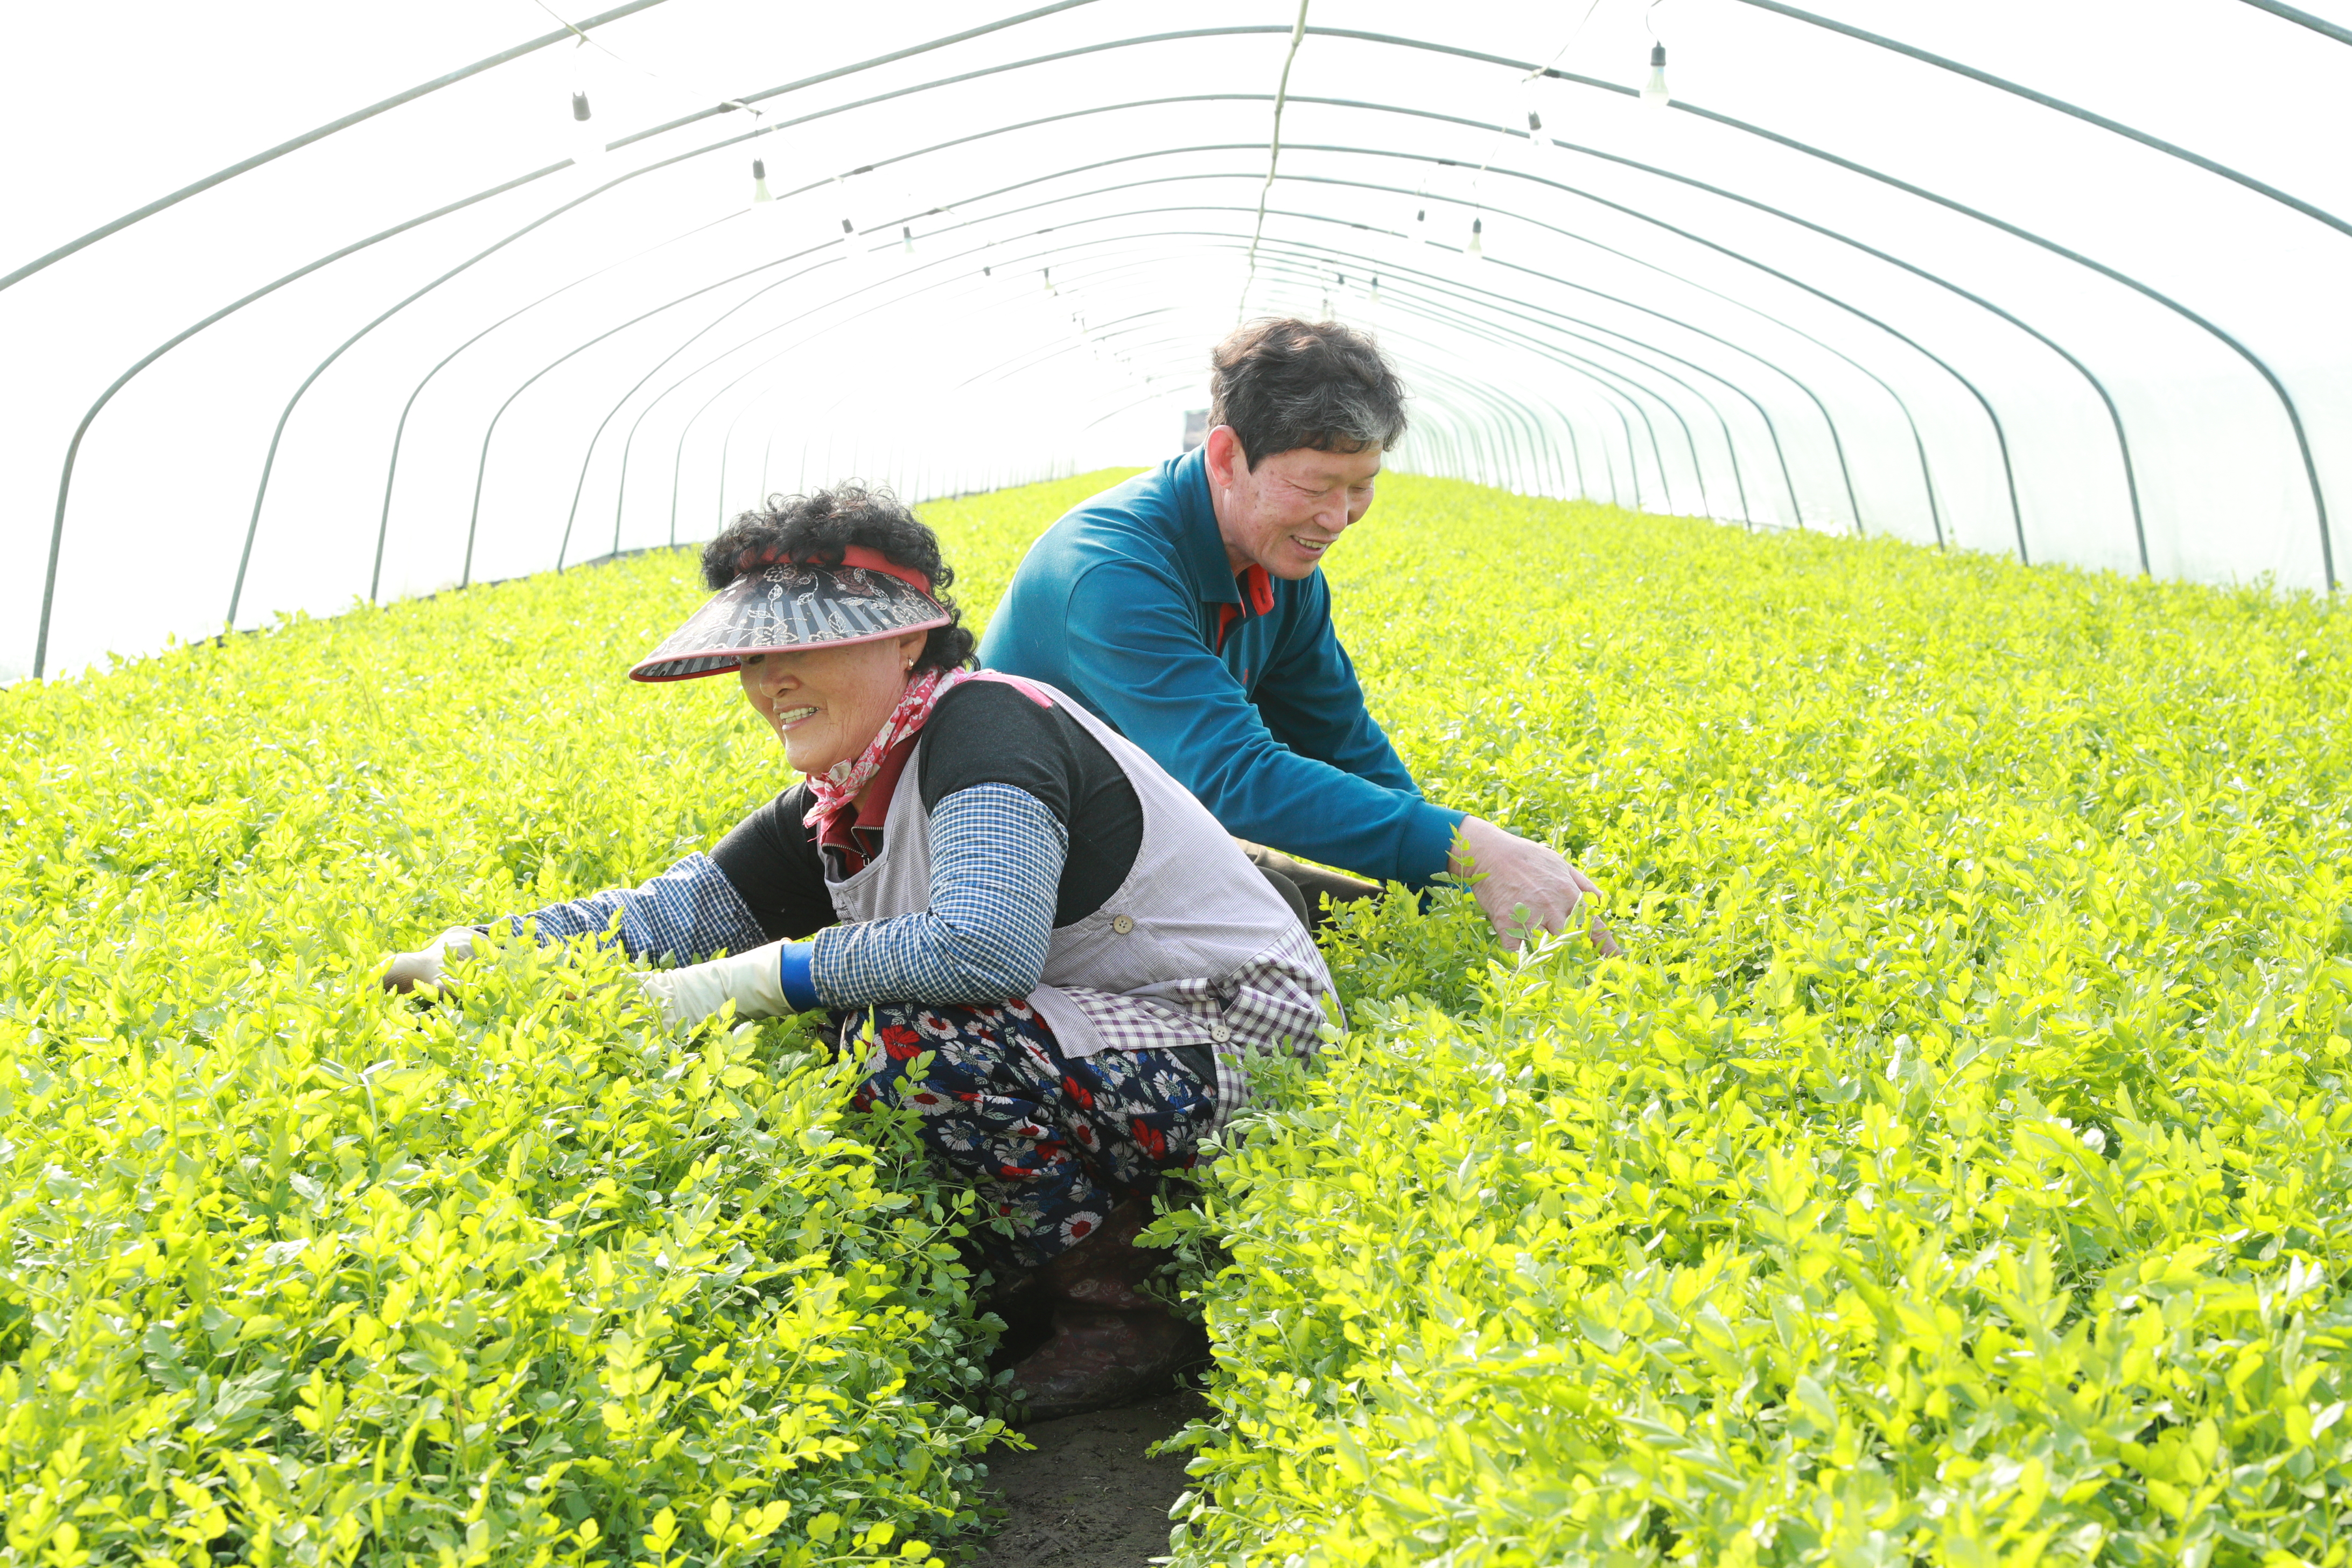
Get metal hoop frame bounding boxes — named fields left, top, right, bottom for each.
left=18, top=8, right=2349, bottom=674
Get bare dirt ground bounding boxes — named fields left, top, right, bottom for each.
left=963, top=1389, right=1211, bottom=1566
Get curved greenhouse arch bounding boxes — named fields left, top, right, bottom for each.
left=10, top=0, right=2348, bottom=677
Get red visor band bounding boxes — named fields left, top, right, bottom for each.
left=740, top=543, right=934, bottom=596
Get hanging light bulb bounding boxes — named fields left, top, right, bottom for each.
left=1643, top=44, right=1671, bottom=108
left=1369, top=274, right=1382, bottom=304
left=571, top=93, right=605, bottom=167
left=568, top=38, right=606, bottom=168
left=1522, top=71, right=1572, bottom=166
left=1042, top=267, right=1056, bottom=296
left=901, top=225, right=914, bottom=255
left=750, top=156, right=773, bottom=206
left=1467, top=216, right=1485, bottom=260
left=831, top=170, right=865, bottom=243
left=836, top=215, right=872, bottom=279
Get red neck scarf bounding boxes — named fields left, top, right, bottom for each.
left=800, top=667, right=971, bottom=839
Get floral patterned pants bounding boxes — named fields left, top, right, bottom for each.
left=832, top=998, right=1220, bottom=1273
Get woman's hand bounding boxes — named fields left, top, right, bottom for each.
left=380, top=927, right=480, bottom=995
left=635, top=941, right=816, bottom=1030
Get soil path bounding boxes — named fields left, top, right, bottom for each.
left=965, top=1390, right=1210, bottom=1565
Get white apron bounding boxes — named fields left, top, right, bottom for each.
left=823, top=675, right=1331, bottom=1059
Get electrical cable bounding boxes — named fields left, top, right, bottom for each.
left=0, top=0, right=674, bottom=295
left=1240, top=0, right=1313, bottom=318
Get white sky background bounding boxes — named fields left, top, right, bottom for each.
left=3, top=0, right=2349, bottom=680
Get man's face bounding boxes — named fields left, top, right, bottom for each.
left=1204, top=425, right=1382, bottom=579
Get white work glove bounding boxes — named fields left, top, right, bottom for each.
left=381, top=927, right=482, bottom=995
left=634, top=940, right=817, bottom=1030
left=1450, top=817, right=1624, bottom=956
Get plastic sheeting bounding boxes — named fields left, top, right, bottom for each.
left=5, top=0, right=2348, bottom=680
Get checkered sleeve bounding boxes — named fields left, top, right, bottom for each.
left=500, top=850, right=769, bottom=965
left=811, top=783, right=1066, bottom=1007
left=1044, top=922, right=1338, bottom=1135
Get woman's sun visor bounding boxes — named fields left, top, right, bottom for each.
left=628, top=547, right=950, bottom=682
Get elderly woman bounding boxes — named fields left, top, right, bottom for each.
left=382, top=485, right=1334, bottom=1417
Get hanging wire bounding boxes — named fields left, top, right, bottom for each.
left=536, top=1, right=787, bottom=161
left=1238, top=0, right=1312, bottom=320
left=1515, top=0, right=1608, bottom=159
left=1525, top=0, right=1608, bottom=86
left=530, top=0, right=658, bottom=75
left=0, top=0, right=674, bottom=295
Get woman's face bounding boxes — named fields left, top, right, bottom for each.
left=738, top=629, right=931, bottom=781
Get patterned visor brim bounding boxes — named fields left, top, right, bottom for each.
left=629, top=562, right=949, bottom=682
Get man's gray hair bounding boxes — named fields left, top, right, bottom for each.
left=1208, top=318, right=1408, bottom=468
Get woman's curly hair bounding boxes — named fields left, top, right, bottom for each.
left=701, top=482, right=977, bottom=674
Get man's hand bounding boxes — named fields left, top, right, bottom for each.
left=1448, top=817, right=1623, bottom=956
left=380, top=927, right=479, bottom=995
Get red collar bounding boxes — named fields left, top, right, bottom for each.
left=817, top=730, right=921, bottom=874
left=1214, top=564, right=1276, bottom=652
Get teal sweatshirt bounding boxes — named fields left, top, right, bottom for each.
left=977, top=447, right=1462, bottom=887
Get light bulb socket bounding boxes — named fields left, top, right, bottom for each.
left=752, top=158, right=767, bottom=179
left=572, top=91, right=592, bottom=123
left=841, top=218, right=854, bottom=234
left=1651, top=43, right=1667, bottom=66
left=1527, top=109, right=1544, bottom=134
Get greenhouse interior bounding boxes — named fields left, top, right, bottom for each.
left=5, top=1, right=2352, bottom=1563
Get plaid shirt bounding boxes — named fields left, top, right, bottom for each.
left=499, top=851, right=768, bottom=963
left=1046, top=919, right=1334, bottom=1131
left=501, top=783, right=1331, bottom=1126
left=814, top=784, right=1062, bottom=1007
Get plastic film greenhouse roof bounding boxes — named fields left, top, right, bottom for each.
left=5, top=0, right=2349, bottom=680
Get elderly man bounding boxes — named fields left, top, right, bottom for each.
left=980, top=318, right=1617, bottom=952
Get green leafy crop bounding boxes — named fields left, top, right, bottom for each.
left=0, top=471, right=1136, bottom=1567
left=1158, top=481, right=2352, bottom=1565
left=13, top=470, right=2352, bottom=1566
